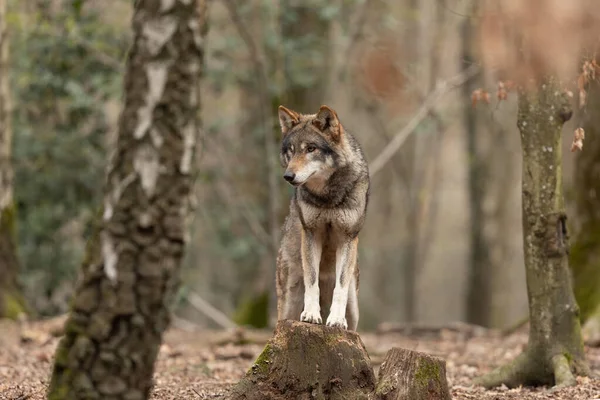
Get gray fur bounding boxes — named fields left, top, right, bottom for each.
left=275, top=105, right=370, bottom=331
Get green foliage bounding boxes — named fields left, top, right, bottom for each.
left=2, top=291, right=27, bottom=319
left=318, top=4, right=341, bottom=20
left=0, top=201, right=16, bottom=239
left=234, top=291, right=269, bottom=328
left=0, top=200, right=28, bottom=319
left=8, top=0, right=128, bottom=315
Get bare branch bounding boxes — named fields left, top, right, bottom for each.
left=203, top=134, right=273, bottom=250
left=221, top=0, right=265, bottom=73
left=42, top=27, right=124, bottom=71
left=214, top=179, right=273, bottom=248
left=71, top=35, right=124, bottom=71
left=369, top=64, right=480, bottom=177
left=344, top=0, right=373, bottom=60
left=187, top=291, right=238, bottom=330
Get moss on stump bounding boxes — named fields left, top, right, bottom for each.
left=229, top=319, right=377, bottom=400
left=376, top=347, right=451, bottom=400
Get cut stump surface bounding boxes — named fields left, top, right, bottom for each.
left=229, top=319, right=377, bottom=400
left=376, top=347, right=451, bottom=400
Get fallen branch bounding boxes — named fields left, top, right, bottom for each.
left=171, top=315, right=202, bottom=332
left=211, top=328, right=272, bottom=347
left=369, top=64, right=480, bottom=177
left=187, top=291, right=237, bottom=330
left=376, top=321, right=489, bottom=338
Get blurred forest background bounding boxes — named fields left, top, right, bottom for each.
left=5, top=0, right=599, bottom=332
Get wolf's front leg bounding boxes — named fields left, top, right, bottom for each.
left=300, top=229, right=323, bottom=324
left=327, top=237, right=358, bottom=329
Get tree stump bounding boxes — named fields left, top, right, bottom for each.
left=376, top=348, right=451, bottom=400
left=229, top=319, right=377, bottom=400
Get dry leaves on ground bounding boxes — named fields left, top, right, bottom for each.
left=0, top=319, right=599, bottom=399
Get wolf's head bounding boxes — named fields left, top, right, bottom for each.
left=277, top=105, right=344, bottom=188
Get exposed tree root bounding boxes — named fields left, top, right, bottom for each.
left=473, top=353, right=532, bottom=389
left=474, top=351, right=588, bottom=389
left=573, top=358, right=594, bottom=378
left=551, top=354, right=576, bottom=388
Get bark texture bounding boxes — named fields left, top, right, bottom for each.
left=47, top=0, right=207, bottom=398
left=229, top=320, right=377, bottom=399
left=0, top=0, right=27, bottom=320
left=571, top=79, right=600, bottom=340
left=475, top=78, right=589, bottom=388
left=376, top=347, right=451, bottom=400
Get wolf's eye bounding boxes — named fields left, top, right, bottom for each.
left=306, top=145, right=316, bottom=153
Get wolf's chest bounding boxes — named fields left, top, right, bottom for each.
left=298, top=201, right=363, bottom=232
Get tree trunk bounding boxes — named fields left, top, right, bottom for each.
left=571, top=77, right=600, bottom=340
left=46, top=0, right=207, bottom=398
left=376, top=348, right=451, bottom=400
left=462, top=1, right=494, bottom=328
left=475, top=78, right=590, bottom=388
left=226, top=0, right=281, bottom=327
left=230, top=320, right=377, bottom=399
left=280, top=3, right=330, bottom=110
left=0, top=0, right=27, bottom=320
left=405, top=0, right=447, bottom=323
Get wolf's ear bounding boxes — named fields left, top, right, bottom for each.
left=278, top=105, right=300, bottom=135
left=313, top=105, right=342, bottom=141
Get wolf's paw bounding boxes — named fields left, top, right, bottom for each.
left=326, top=314, right=348, bottom=329
left=300, top=308, right=322, bottom=324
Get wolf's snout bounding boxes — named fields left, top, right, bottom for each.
left=283, top=171, right=296, bottom=183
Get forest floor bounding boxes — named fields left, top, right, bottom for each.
left=1, top=318, right=600, bottom=399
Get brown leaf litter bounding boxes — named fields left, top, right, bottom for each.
left=0, top=318, right=599, bottom=399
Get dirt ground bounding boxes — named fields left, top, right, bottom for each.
left=1, top=318, right=600, bottom=399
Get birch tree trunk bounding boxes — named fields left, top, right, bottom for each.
left=475, top=78, right=590, bottom=388
left=0, top=0, right=27, bottom=320
left=47, top=0, right=207, bottom=398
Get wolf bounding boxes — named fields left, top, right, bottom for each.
left=275, top=104, right=370, bottom=331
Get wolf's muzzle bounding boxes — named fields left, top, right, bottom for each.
left=283, top=171, right=296, bottom=183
